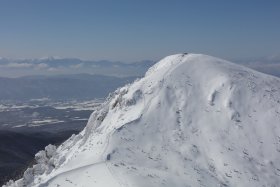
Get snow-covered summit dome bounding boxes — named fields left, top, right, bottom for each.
left=5, top=54, right=280, bottom=187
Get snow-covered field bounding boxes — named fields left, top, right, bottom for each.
left=4, top=54, right=280, bottom=187
left=0, top=99, right=103, bottom=113
left=0, top=99, right=102, bottom=130
left=51, top=99, right=103, bottom=111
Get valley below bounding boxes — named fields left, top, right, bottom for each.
left=0, top=99, right=101, bottom=186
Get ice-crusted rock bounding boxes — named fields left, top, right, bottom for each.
left=4, top=53, right=280, bottom=187
left=3, top=144, right=58, bottom=187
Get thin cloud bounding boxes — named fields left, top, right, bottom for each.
left=35, top=63, right=49, bottom=70
left=4, top=63, right=33, bottom=68
left=70, top=63, right=84, bottom=69
left=0, top=62, right=50, bottom=70
left=47, top=67, right=59, bottom=72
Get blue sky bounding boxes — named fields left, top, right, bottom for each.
left=0, top=0, right=279, bottom=61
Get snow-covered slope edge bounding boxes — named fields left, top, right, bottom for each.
left=4, top=54, right=280, bottom=187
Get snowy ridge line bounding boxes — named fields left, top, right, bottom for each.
left=3, top=81, right=136, bottom=187
left=4, top=53, right=280, bottom=187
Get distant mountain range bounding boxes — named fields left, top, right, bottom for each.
left=1, top=56, right=280, bottom=78
left=0, top=57, right=156, bottom=78
left=234, top=56, right=280, bottom=77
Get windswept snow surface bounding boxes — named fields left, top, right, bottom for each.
left=5, top=54, right=280, bottom=187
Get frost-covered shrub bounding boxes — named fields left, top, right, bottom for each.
left=45, top=144, right=56, bottom=158
left=4, top=144, right=58, bottom=187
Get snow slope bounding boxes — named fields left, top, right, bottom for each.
left=4, top=54, right=280, bottom=187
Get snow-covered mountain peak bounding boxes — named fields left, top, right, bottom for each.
left=5, top=54, right=280, bottom=187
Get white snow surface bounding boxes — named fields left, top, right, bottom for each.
left=4, top=54, right=280, bottom=187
